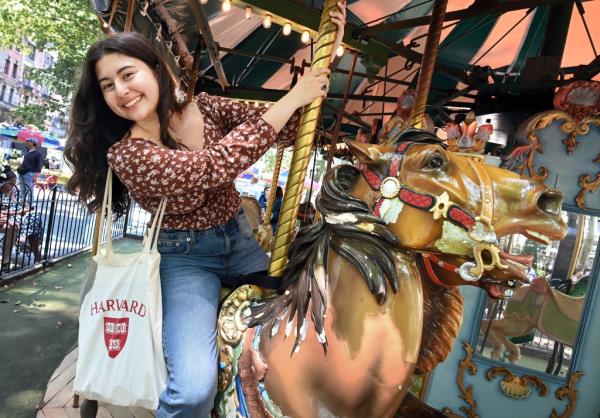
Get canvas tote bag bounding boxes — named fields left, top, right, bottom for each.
left=74, top=169, right=168, bottom=409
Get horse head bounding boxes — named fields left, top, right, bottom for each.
left=345, top=129, right=567, bottom=298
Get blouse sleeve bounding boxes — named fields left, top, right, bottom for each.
left=204, top=93, right=302, bottom=147
left=107, top=117, right=279, bottom=197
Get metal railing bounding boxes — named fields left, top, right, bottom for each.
left=0, top=184, right=136, bottom=283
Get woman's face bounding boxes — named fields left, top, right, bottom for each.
left=95, top=53, right=160, bottom=124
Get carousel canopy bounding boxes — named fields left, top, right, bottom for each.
left=90, top=0, right=600, bottom=133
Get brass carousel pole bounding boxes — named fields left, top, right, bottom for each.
left=268, top=0, right=340, bottom=277
left=410, top=0, right=448, bottom=129
left=264, top=144, right=285, bottom=224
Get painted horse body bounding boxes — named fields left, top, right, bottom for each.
left=483, top=277, right=585, bottom=363
left=217, top=130, right=567, bottom=418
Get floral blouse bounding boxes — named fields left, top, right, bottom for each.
left=107, top=93, right=301, bottom=230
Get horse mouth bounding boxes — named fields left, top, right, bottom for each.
left=479, top=251, right=533, bottom=299
left=523, top=229, right=552, bottom=245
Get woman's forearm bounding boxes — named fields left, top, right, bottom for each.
left=261, top=93, right=301, bottom=134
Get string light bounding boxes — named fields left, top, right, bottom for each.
left=282, top=23, right=292, bottom=36
left=222, top=0, right=231, bottom=12
left=336, top=45, right=345, bottom=57
left=245, top=6, right=253, bottom=19
left=301, top=30, right=310, bottom=44
left=200, top=0, right=208, bottom=4
left=263, top=14, right=272, bottom=29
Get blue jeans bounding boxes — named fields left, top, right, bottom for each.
left=18, top=172, right=35, bottom=204
left=156, top=210, right=269, bottom=418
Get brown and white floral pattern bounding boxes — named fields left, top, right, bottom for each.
left=107, top=93, right=300, bottom=230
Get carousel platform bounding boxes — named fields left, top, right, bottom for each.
left=36, top=347, right=155, bottom=418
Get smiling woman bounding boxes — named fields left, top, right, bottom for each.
left=63, top=9, right=347, bottom=414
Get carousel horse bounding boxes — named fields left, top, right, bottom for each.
left=482, top=276, right=585, bottom=363
left=215, top=129, right=566, bottom=418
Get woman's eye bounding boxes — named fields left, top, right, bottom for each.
left=123, top=72, right=134, bottom=80
left=427, top=155, right=446, bottom=169
left=101, top=83, right=114, bottom=91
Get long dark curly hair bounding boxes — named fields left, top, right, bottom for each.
left=64, top=32, right=185, bottom=215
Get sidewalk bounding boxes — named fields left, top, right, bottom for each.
left=0, top=238, right=140, bottom=418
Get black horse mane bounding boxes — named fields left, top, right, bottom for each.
left=249, top=164, right=403, bottom=354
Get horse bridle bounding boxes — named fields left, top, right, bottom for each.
left=359, top=141, right=508, bottom=281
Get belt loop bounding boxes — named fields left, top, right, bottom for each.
left=190, top=230, right=195, bottom=243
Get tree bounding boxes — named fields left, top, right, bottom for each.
left=0, top=0, right=102, bottom=112
left=10, top=103, right=55, bottom=127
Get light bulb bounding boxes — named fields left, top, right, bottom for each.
left=245, top=6, right=253, bottom=19
left=102, top=21, right=109, bottom=28
left=336, top=45, right=345, bottom=57
left=263, top=14, right=272, bottom=29
left=222, top=0, right=231, bottom=12
left=200, top=0, right=208, bottom=4
left=301, top=30, right=310, bottom=44
left=283, top=23, right=292, bottom=36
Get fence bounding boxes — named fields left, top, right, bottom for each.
left=0, top=184, right=149, bottom=283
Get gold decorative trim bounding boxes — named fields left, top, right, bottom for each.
left=442, top=341, right=584, bottom=418
left=485, top=367, right=548, bottom=400
left=442, top=341, right=480, bottom=418
left=576, top=153, right=600, bottom=208
left=550, top=371, right=584, bottom=418
left=217, top=285, right=264, bottom=390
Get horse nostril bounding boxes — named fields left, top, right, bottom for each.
left=537, top=190, right=563, bottom=217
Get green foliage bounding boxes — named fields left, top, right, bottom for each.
left=0, top=0, right=103, bottom=100
left=10, top=102, right=57, bottom=127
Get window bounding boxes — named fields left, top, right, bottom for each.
left=8, top=88, right=14, bottom=104
left=24, top=95, right=29, bottom=105
left=44, top=53, right=54, bottom=69
left=0, top=85, right=5, bottom=101
left=26, top=42, right=36, bottom=61
left=3, top=58, right=10, bottom=74
left=11, top=63, right=18, bottom=79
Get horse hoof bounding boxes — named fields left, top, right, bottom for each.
left=80, top=400, right=98, bottom=418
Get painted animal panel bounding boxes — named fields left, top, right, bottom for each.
left=483, top=277, right=585, bottom=363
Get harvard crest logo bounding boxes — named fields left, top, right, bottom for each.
left=104, top=317, right=129, bottom=358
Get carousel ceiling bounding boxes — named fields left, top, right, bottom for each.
left=90, top=0, right=600, bottom=133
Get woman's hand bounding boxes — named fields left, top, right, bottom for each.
left=286, top=67, right=332, bottom=108
left=330, top=1, right=346, bottom=60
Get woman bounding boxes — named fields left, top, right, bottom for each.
left=65, top=4, right=345, bottom=417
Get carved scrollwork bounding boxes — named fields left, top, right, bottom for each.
left=443, top=341, right=584, bottom=418
left=217, top=285, right=264, bottom=390
left=442, top=341, right=480, bottom=418
left=550, top=371, right=584, bottom=418
left=575, top=153, right=600, bottom=208
left=485, top=367, right=548, bottom=400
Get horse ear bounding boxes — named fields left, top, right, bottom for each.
left=344, top=139, right=395, bottom=165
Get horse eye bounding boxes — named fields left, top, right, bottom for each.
left=427, top=155, right=446, bottom=169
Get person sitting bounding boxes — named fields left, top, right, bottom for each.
left=0, top=181, right=43, bottom=268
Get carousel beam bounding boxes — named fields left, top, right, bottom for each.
left=202, top=85, right=407, bottom=104
left=190, top=0, right=229, bottom=90
left=573, top=55, right=600, bottom=80
left=235, top=0, right=390, bottom=70
left=354, top=0, right=591, bottom=37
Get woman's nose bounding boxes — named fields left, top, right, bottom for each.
left=114, top=81, right=129, bottom=96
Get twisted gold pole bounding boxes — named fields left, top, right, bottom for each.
left=268, top=0, right=339, bottom=277
left=264, top=143, right=285, bottom=224
left=410, top=0, right=448, bottom=129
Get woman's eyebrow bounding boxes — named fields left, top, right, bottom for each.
left=98, top=65, right=136, bottom=82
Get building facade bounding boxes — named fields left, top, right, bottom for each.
left=0, top=40, right=57, bottom=124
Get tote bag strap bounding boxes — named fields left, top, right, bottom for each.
left=143, top=197, right=168, bottom=254
left=98, top=168, right=114, bottom=258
